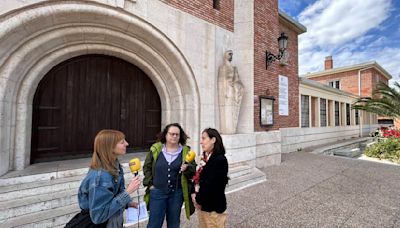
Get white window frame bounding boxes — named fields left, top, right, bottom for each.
left=328, top=80, right=340, bottom=89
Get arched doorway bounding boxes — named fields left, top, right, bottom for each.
left=30, top=55, right=161, bottom=163
left=0, top=1, right=200, bottom=173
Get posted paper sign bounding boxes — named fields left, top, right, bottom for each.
left=125, top=202, right=148, bottom=225
left=279, top=75, right=289, bottom=116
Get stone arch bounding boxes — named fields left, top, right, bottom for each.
left=0, top=1, right=200, bottom=174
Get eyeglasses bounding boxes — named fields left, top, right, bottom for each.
left=168, top=132, right=180, bottom=137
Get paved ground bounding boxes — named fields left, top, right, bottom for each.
left=133, top=152, right=400, bottom=228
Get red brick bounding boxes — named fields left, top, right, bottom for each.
left=254, top=0, right=300, bottom=131
left=163, top=0, right=234, bottom=31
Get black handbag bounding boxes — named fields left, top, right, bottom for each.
left=65, top=210, right=107, bottom=228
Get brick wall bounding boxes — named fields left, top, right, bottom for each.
left=308, top=68, right=388, bottom=97
left=395, top=118, right=400, bottom=129
left=371, top=69, right=390, bottom=94
left=253, top=0, right=300, bottom=131
left=162, top=0, right=234, bottom=31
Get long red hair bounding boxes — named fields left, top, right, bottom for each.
left=90, top=129, right=125, bottom=178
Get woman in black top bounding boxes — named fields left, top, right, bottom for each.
left=191, top=128, right=228, bottom=228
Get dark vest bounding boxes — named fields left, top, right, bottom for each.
left=153, top=152, right=182, bottom=190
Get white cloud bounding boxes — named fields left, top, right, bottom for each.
left=299, top=0, right=391, bottom=50
left=297, top=0, right=399, bottom=85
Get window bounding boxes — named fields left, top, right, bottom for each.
left=328, top=80, right=340, bottom=89
left=346, top=103, right=351, bottom=125
left=320, top=99, right=327, bottom=127
left=335, top=101, right=340, bottom=126
left=213, top=0, right=220, bottom=10
left=355, top=110, right=359, bottom=125
left=301, top=95, right=309, bottom=127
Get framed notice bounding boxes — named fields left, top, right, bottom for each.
left=260, top=96, right=275, bottom=126
left=279, top=75, right=289, bottom=116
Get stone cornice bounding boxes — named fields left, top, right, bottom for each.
left=278, top=10, right=307, bottom=34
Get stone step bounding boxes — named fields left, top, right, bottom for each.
left=228, top=163, right=252, bottom=179
left=0, top=168, right=89, bottom=187
left=0, top=189, right=77, bottom=222
left=0, top=163, right=263, bottom=227
left=0, top=165, right=133, bottom=187
left=0, top=170, right=140, bottom=202
left=333, top=148, right=362, bottom=158
left=0, top=162, right=250, bottom=201
left=1, top=188, right=148, bottom=228
left=0, top=203, right=80, bottom=228
left=0, top=175, right=84, bottom=202
left=226, top=168, right=266, bottom=193
left=0, top=181, right=146, bottom=223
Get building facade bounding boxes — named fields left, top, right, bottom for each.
left=303, top=56, right=394, bottom=129
left=304, top=56, right=392, bottom=97
left=0, top=2, right=385, bottom=226
left=0, top=0, right=306, bottom=176
left=290, top=56, right=394, bottom=153
left=286, top=78, right=378, bottom=153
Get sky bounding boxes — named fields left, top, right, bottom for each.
left=278, top=0, right=400, bottom=84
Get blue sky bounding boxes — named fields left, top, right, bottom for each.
left=279, top=0, right=400, bottom=84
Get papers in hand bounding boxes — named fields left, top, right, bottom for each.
left=126, top=202, right=148, bottom=224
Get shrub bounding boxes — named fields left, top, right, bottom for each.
left=364, top=138, right=400, bottom=164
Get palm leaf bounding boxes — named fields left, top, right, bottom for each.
left=353, top=82, right=400, bottom=119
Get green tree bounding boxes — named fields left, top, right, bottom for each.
left=352, top=81, right=400, bottom=119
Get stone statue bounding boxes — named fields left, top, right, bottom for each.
left=218, top=50, right=244, bottom=134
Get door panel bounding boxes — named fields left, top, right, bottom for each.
left=31, top=55, right=161, bottom=163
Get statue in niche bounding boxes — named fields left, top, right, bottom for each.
left=218, top=50, right=244, bottom=134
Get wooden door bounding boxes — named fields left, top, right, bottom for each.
left=31, top=55, right=161, bottom=163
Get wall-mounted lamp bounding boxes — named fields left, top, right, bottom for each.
left=266, top=32, right=288, bottom=69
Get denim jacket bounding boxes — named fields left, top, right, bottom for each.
left=78, top=163, right=132, bottom=224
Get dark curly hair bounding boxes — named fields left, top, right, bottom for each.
left=157, top=123, right=189, bottom=145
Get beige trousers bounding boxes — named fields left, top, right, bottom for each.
left=197, top=210, right=227, bottom=228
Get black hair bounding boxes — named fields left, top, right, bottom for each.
left=202, top=128, right=225, bottom=155
left=158, top=123, right=189, bottom=145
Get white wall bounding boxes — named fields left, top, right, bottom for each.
left=362, top=124, right=379, bottom=137
left=255, top=131, right=281, bottom=168
left=280, top=125, right=377, bottom=153
left=223, top=131, right=281, bottom=168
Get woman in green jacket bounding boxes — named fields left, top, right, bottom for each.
left=143, top=123, right=196, bottom=228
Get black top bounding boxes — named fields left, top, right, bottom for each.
left=153, top=152, right=182, bottom=190
left=196, top=153, right=229, bottom=213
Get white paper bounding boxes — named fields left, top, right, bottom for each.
left=279, top=75, right=289, bottom=116
left=125, top=202, right=148, bottom=224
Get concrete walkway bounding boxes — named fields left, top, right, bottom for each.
left=175, top=152, right=400, bottom=227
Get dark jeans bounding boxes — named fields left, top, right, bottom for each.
left=147, top=187, right=183, bottom=228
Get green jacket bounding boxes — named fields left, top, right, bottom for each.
left=143, top=142, right=196, bottom=219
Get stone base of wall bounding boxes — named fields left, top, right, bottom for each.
left=222, top=131, right=281, bottom=168
left=281, top=125, right=377, bottom=153
left=362, top=124, right=379, bottom=137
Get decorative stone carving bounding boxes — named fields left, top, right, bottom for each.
left=218, top=50, right=244, bottom=134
